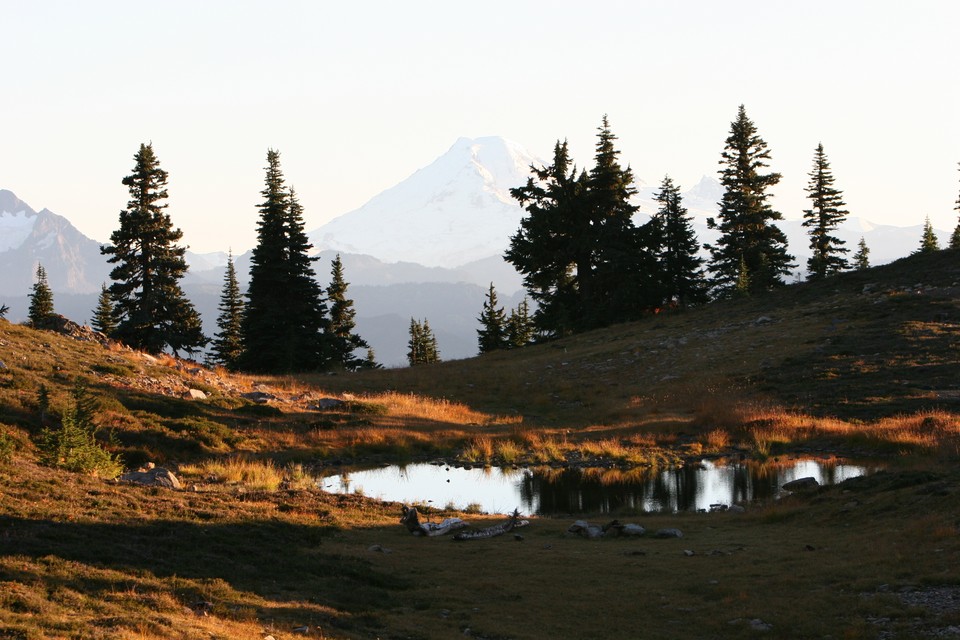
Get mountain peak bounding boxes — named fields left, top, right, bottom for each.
left=0, top=189, right=38, bottom=217
left=309, top=137, right=542, bottom=268
left=685, top=175, right=723, bottom=202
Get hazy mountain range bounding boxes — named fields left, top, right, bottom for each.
left=0, top=136, right=944, bottom=365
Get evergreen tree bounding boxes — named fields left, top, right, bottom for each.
left=0, top=304, right=8, bottom=320
left=407, top=318, right=440, bottom=366
left=853, top=237, right=871, bottom=270
left=239, top=151, right=329, bottom=372
left=916, top=216, right=940, bottom=254
left=91, top=283, right=116, bottom=336
left=507, top=140, right=585, bottom=338
left=586, top=116, right=657, bottom=324
left=209, top=251, right=244, bottom=369
left=706, top=105, right=794, bottom=296
left=802, top=143, right=850, bottom=279
left=363, top=348, right=382, bottom=370
left=651, top=176, right=707, bottom=306
left=326, top=254, right=370, bottom=371
left=951, top=163, right=960, bottom=249
left=477, top=282, right=508, bottom=354
left=101, top=143, right=206, bottom=356
left=28, top=263, right=55, bottom=327
left=507, top=117, right=656, bottom=336
left=507, top=298, right=535, bottom=348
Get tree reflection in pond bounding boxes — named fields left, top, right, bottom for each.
left=322, top=458, right=880, bottom=515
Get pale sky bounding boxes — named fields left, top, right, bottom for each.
left=3, top=0, right=958, bottom=253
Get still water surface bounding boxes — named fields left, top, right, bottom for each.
left=322, top=459, right=879, bottom=515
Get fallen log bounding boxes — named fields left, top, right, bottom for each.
left=400, top=505, right=468, bottom=537
left=453, top=509, right=529, bottom=541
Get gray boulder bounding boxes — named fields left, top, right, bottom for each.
left=119, top=466, right=182, bottom=489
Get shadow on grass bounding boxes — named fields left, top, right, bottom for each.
left=0, top=514, right=407, bottom=618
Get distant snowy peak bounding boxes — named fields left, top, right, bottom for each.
left=0, top=209, right=39, bottom=252
left=685, top=175, right=724, bottom=205
left=362, top=136, right=538, bottom=213
left=0, top=189, right=40, bottom=252
left=309, top=136, right=543, bottom=268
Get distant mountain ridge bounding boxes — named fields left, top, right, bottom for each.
left=0, top=189, right=109, bottom=296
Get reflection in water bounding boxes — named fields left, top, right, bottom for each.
left=321, top=459, right=880, bottom=515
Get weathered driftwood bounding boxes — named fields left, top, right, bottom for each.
left=453, top=509, right=529, bottom=541
left=400, top=505, right=467, bottom=537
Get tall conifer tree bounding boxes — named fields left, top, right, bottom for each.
left=240, top=151, right=329, bottom=372
left=586, top=116, right=658, bottom=324
left=853, top=237, right=871, bottom=270
left=507, top=298, right=535, bottom=348
left=916, top=216, right=940, bottom=254
left=101, top=144, right=205, bottom=355
left=209, top=251, right=244, bottom=369
left=706, top=105, right=794, bottom=296
left=477, top=282, right=508, bottom=354
left=326, top=254, right=369, bottom=371
left=651, top=176, right=707, bottom=306
left=91, top=283, right=116, bottom=336
left=950, top=162, right=960, bottom=249
left=507, top=140, right=585, bottom=338
left=28, top=263, right=55, bottom=327
left=802, top=144, right=849, bottom=279
left=508, top=117, right=655, bottom=336
left=407, top=318, right=439, bottom=366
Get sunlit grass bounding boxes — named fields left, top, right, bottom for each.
left=179, top=457, right=284, bottom=491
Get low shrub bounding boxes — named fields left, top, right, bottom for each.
left=36, top=384, right=122, bottom=478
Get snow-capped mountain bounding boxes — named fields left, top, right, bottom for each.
left=309, top=136, right=542, bottom=268
left=0, top=189, right=110, bottom=296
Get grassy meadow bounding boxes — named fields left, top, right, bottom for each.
left=1, top=249, right=960, bottom=638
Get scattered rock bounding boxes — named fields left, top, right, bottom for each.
left=242, top=391, right=277, bottom=404
left=292, top=626, right=310, bottom=634
left=783, top=477, right=820, bottom=491
left=654, top=528, right=684, bottom=539
left=35, top=314, right=113, bottom=348
left=567, top=520, right=604, bottom=539
left=750, top=618, right=773, bottom=631
left=312, top=397, right=344, bottom=410
left=185, top=388, right=207, bottom=400
left=119, top=466, right=182, bottom=489
left=617, top=523, right=646, bottom=537
left=683, top=549, right=695, bottom=556
left=728, top=504, right=746, bottom=513
left=368, top=544, right=392, bottom=554
left=753, top=315, right=773, bottom=325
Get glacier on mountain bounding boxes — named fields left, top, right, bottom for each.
left=0, top=210, right=38, bottom=252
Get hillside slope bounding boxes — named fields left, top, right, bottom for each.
left=317, top=249, right=960, bottom=426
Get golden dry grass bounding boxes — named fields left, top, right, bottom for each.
left=179, top=457, right=284, bottom=491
